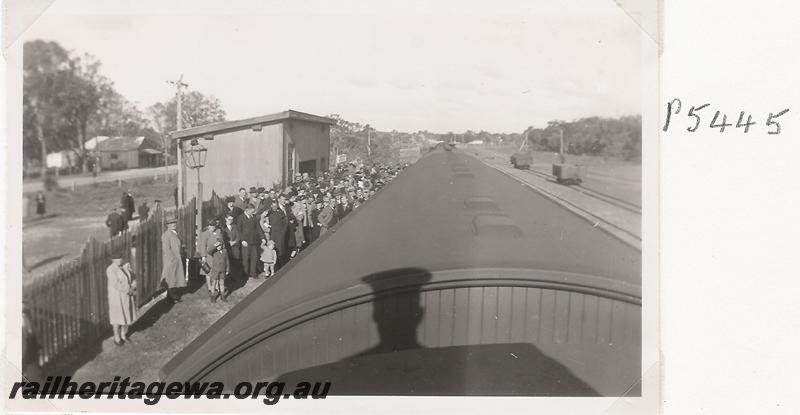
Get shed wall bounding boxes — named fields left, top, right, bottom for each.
left=183, top=123, right=284, bottom=203
left=100, top=150, right=139, bottom=170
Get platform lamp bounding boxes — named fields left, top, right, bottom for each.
left=184, top=138, right=208, bottom=243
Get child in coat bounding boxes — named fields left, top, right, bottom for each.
left=208, top=241, right=229, bottom=302
left=260, top=239, right=277, bottom=278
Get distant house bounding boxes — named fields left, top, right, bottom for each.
left=45, top=151, right=78, bottom=169
left=84, top=136, right=111, bottom=151
left=95, top=136, right=163, bottom=170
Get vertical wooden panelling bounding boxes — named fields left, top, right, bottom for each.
left=200, top=285, right=641, bottom=383
left=509, top=287, right=527, bottom=343
left=524, top=287, right=541, bottom=344
left=480, top=286, right=498, bottom=344
left=539, top=289, right=556, bottom=343
left=554, top=291, right=571, bottom=344
left=567, top=292, right=584, bottom=344
left=438, top=289, right=455, bottom=347
left=466, top=287, right=483, bottom=345
left=611, top=300, right=627, bottom=345
left=452, top=288, right=469, bottom=346
left=353, top=301, right=369, bottom=352
left=624, top=302, right=641, bottom=346
left=496, top=287, right=513, bottom=343
left=340, top=305, right=355, bottom=357
left=596, top=297, right=613, bottom=345
left=422, top=291, right=439, bottom=347
left=581, top=294, right=599, bottom=343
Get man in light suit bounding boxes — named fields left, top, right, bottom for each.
left=160, top=217, right=186, bottom=303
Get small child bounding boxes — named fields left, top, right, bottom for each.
left=260, top=239, right=277, bottom=278
left=207, top=241, right=229, bottom=302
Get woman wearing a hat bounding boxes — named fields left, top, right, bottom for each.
left=107, top=251, right=136, bottom=346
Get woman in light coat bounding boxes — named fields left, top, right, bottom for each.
left=107, top=253, right=136, bottom=346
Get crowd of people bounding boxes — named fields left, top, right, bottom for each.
left=194, top=162, right=408, bottom=303
left=101, top=162, right=407, bottom=350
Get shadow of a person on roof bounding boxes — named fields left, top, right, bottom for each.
left=354, top=268, right=430, bottom=356
left=275, top=267, right=599, bottom=396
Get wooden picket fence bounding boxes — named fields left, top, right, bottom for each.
left=22, top=192, right=226, bottom=369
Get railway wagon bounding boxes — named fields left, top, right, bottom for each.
left=161, top=149, right=642, bottom=396
left=510, top=151, right=533, bottom=169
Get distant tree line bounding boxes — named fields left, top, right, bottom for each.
left=524, top=115, right=642, bottom=161
left=23, top=39, right=226, bottom=176
left=328, top=114, right=642, bottom=166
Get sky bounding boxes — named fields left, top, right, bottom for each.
left=21, top=0, right=643, bottom=133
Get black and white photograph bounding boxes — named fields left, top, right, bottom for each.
left=4, top=0, right=660, bottom=412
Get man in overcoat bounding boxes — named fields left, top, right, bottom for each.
left=160, top=217, right=186, bottom=303
left=106, top=207, right=127, bottom=238
left=121, top=190, right=135, bottom=221
left=267, top=198, right=291, bottom=265
left=198, top=218, right=223, bottom=276
left=219, top=212, right=241, bottom=281
left=318, top=197, right=337, bottom=236
left=236, top=204, right=264, bottom=279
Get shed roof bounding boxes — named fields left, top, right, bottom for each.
left=95, top=136, right=146, bottom=152
left=170, top=110, right=336, bottom=140
left=85, top=136, right=110, bottom=150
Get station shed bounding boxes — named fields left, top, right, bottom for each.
left=171, top=110, right=335, bottom=204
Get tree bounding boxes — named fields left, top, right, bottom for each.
left=23, top=40, right=72, bottom=176
left=57, top=53, right=103, bottom=172
left=148, top=91, right=226, bottom=156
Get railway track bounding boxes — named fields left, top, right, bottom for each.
left=520, top=167, right=641, bottom=215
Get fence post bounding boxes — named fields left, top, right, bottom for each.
left=85, top=237, right=100, bottom=339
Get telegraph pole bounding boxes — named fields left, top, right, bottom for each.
left=367, top=128, right=372, bottom=163
left=167, top=75, right=188, bottom=206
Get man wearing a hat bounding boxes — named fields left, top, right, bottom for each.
left=220, top=196, right=243, bottom=223
left=207, top=240, right=229, bottom=302
left=267, top=197, right=291, bottom=266
left=248, top=187, right=262, bottom=212
left=233, top=187, right=249, bottom=211
left=106, top=207, right=127, bottom=238
left=318, top=196, right=337, bottom=236
left=120, top=189, right=135, bottom=222
left=236, top=204, right=265, bottom=279
left=198, top=218, right=223, bottom=274
left=255, top=187, right=270, bottom=216
left=306, top=197, right=322, bottom=243
left=160, top=216, right=186, bottom=302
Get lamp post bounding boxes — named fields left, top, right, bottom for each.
left=184, top=138, right=208, bottom=243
